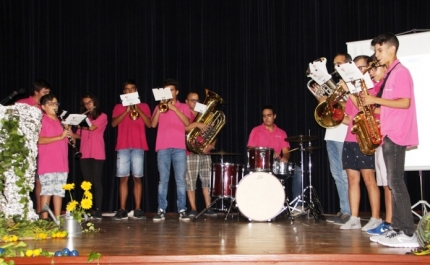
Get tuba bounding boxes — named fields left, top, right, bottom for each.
left=186, top=89, right=226, bottom=154
left=306, top=58, right=348, bottom=128
left=351, top=60, right=382, bottom=155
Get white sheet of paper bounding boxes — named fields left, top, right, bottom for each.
left=335, top=62, right=363, bottom=82
left=120, top=92, right=140, bottom=106
left=59, top=110, right=68, bottom=119
left=152, top=88, right=173, bottom=101
left=363, top=72, right=374, bottom=89
left=194, top=102, right=207, bottom=113
left=85, top=117, right=92, bottom=127
left=62, top=114, right=87, bottom=126
left=308, top=61, right=332, bottom=85
left=347, top=81, right=361, bottom=94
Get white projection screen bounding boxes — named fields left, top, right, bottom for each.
left=346, top=31, right=430, bottom=171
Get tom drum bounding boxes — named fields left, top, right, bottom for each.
left=247, top=147, right=274, bottom=172
left=212, top=163, right=244, bottom=198
left=272, top=161, right=295, bottom=176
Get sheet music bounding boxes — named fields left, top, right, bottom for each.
left=152, top=88, right=173, bottom=101
left=62, top=114, right=87, bottom=126
left=120, top=92, right=140, bottom=106
left=194, top=102, right=207, bottom=113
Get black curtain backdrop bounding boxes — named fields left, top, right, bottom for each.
left=1, top=0, right=429, bottom=214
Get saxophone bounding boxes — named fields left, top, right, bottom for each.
left=350, top=60, right=382, bottom=155
left=186, top=89, right=226, bottom=154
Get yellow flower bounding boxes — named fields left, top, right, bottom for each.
left=81, top=198, right=92, bottom=210
left=84, top=191, right=93, bottom=200
left=81, top=181, right=92, bottom=191
left=62, top=183, right=75, bottom=191
left=66, top=200, right=78, bottom=211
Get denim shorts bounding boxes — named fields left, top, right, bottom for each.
left=39, top=172, right=68, bottom=197
left=116, top=148, right=144, bottom=177
left=342, top=141, right=375, bottom=170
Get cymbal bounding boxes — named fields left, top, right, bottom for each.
left=285, top=135, right=318, bottom=143
left=304, top=146, right=322, bottom=152
left=207, top=150, right=241, bottom=156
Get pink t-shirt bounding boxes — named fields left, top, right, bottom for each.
left=77, top=113, right=107, bottom=159
left=344, top=82, right=379, bottom=142
left=153, top=101, right=191, bottom=151
left=38, top=114, right=69, bottom=175
left=16, top=97, right=41, bottom=110
left=112, top=103, right=150, bottom=151
left=380, top=60, right=418, bottom=147
left=247, top=124, right=290, bottom=154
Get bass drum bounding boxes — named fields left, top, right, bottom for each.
left=235, top=172, right=285, bottom=221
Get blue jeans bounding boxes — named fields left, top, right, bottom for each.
left=157, top=148, right=187, bottom=213
left=326, top=140, right=350, bottom=215
left=382, top=136, right=414, bottom=235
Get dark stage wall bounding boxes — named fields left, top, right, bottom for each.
left=1, top=0, right=430, bottom=214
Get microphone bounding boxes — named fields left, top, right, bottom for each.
left=0, top=88, right=26, bottom=105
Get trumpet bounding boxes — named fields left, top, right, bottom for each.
left=129, top=105, right=139, bottom=120
left=158, top=99, right=171, bottom=113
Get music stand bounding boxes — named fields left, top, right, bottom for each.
left=411, top=170, right=430, bottom=219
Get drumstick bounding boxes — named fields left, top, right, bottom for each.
left=287, top=147, right=299, bottom=153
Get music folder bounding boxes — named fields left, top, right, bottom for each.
left=62, top=114, right=87, bottom=126
left=120, top=92, right=140, bottom=106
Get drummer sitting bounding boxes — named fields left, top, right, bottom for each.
left=247, top=105, right=303, bottom=214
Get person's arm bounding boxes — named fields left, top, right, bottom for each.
left=150, top=108, right=160, bottom=128
left=361, top=94, right=410, bottom=109
left=136, top=105, right=151, bottom=128
left=112, top=107, right=130, bottom=127
left=169, top=103, right=190, bottom=127
left=280, top=147, right=290, bottom=162
left=39, top=129, right=69, bottom=145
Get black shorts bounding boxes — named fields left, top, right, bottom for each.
left=342, top=141, right=375, bottom=170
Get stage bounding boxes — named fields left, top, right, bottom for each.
left=6, top=212, right=430, bottom=265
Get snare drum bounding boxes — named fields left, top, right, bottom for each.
left=212, top=163, right=244, bottom=198
left=235, top=172, right=285, bottom=221
left=247, top=147, right=274, bottom=172
left=273, top=161, right=295, bottom=176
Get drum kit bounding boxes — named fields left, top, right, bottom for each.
left=193, top=135, right=324, bottom=222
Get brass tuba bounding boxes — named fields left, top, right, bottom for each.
left=186, top=89, right=226, bottom=154
left=306, top=58, right=348, bottom=128
left=351, top=60, right=382, bottom=155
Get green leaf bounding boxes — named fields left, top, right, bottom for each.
left=87, top=252, right=101, bottom=263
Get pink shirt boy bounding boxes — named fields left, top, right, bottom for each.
left=153, top=101, right=191, bottom=151
left=112, top=103, right=151, bottom=151
left=247, top=124, right=290, bottom=155
left=380, top=60, right=418, bottom=147
left=77, top=113, right=108, bottom=160
left=38, top=114, right=69, bottom=175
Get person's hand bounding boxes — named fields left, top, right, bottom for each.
left=360, top=93, right=377, bottom=106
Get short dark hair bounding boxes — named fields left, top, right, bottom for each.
left=40, top=94, right=57, bottom=105
left=371, top=32, right=399, bottom=54
left=334, top=52, right=353, bottom=63
left=164, top=78, right=179, bottom=90
left=31, top=79, right=51, bottom=96
left=122, top=79, right=137, bottom=92
left=353, top=55, right=370, bottom=63
left=262, top=105, right=276, bottom=115
left=186, top=91, right=199, bottom=99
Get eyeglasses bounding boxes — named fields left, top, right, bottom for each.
left=45, top=102, right=60, bottom=107
left=83, top=100, right=93, bottom=106
left=370, top=65, right=385, bottom=72
left=357, top=66, right=367, bottom=71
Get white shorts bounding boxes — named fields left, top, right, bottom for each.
left=39, top=172, right=68, bottom=197
left=375, top=146, right=387, bottom=186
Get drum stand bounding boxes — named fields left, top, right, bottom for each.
left=288, top=141, right=307, bottom=216
left=194, top=153, right=237, bottom=221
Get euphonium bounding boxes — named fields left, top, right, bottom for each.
left=306, top=58, right=348, bottom=128
left=158, top=100, right=171, bottom=113
left=351, top=60, right=382, bottom=155
left=129, top=105, right=139, bottom=120
left=186, top=89, right=226, bottom=154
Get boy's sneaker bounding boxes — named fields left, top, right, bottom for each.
left=205, top=209, right=217, bottom=217
left=334, top=213, right=351, bottom=225
left=153, top=210, right=165, bottom=221
left=370, top=228, right=394, bottom=243
left=361, top=217, right=382, bottom=231
left=112, top=209, right=128, bottom=220
left=188, top=210, right=198, bottom=217
left=377, top=230, right=420, bottom=248
left=325, top=212, right=342, bottom=223
left=367, top=222, right=392, bottom=235
left=133, top=208, right=146, bottom=219
left=179, top=210, right=190, bottom=221
left=340, top=216, right=361, bottom=230
left=93, top=209, right=102, bottom=220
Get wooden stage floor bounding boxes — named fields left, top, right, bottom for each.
left=7, top=211, right=430, bottom=264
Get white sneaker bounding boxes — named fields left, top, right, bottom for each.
left=370, top=229, right=395, bottom=243
left=361, top=217, right=382, bottom=231
left=340, top=216, right=361, bottom=230
left=377, top=230, right=420, bottom=248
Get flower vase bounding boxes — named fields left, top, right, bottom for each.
left=63, top=216, right=82, bottom=237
